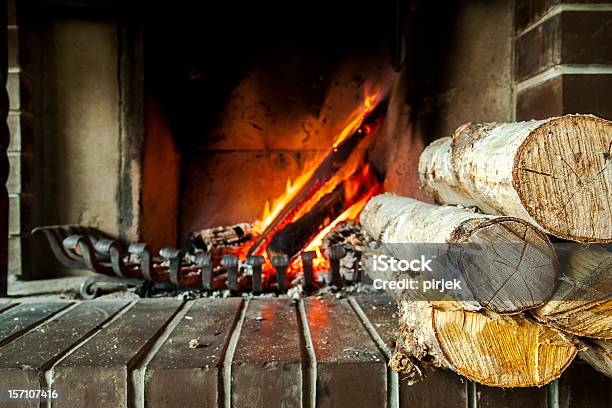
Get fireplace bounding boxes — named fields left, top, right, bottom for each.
left=2, top=1, right=611, bottom=407
left=14, top=0, right=402, bottom=289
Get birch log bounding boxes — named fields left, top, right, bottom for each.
left=580, top=338, right=612, bottom=378
left=533, top=245, right=612, bottom=339
left=418, top=115, right=612, bottom=243
left=362, top=248, right=577, bottom=387
left=360, top=193, right=557, bottom=314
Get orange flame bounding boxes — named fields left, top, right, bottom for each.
left=253, top=83, right=384, bottom=235
left=332, top=85, right=383, bottom=150
left=253, top=167, right=316, bottom=234
left=240, top=82, right=387, bottom=285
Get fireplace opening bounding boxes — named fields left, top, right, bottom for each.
left=20, top=0, right=399, bottom=294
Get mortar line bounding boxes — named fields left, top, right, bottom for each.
left=348, top=297, right=399, bottom=408
left=548, top=379, right=560, bottom=408
left=128, top=300, right=191, bottom=408
left=516, top=64, right=612, bottom=92
left=468, top=380, right=478, bottom=408
left=221, top=298, right=249, bottom=408
left=0, top=301, right=19, bottom=314
left=44, top=300, right=137, bottom=408
left=296, top=299, right=317, bottom=408
left=516, top=3, right=612, bottom=38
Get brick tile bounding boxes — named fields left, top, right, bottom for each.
left=232, top=299, right=302, bottom=408
left=517, top=74, right=612, bottom=120
left=0, top=301, right=127, bottom=402
left=7, top=152, right=32, bottom=194
left=7, top=112, right=34, bottom=153
left=145, top=298, right=241, bottom=408
left=515, top=0, right=610, bottom=32
left=52, top=299, right=182, bottom=408
left=9, top=194, right=32, bottom=235
left=0, top=302, right=70, bottom=346
left=477, top=385, right=548, bottom=408
left=558, top=361, right=611, bottom=407
left=305, top=297, right=387, bottom=408
left=516, top=11, right=612, bottom=81
left=354, top=294, right=469, bottom=408
left=7, top=72, right=31, bottom=112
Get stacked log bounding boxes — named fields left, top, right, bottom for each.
left=360, top=194, right=557, bottom=314
left=361, top=195, right=577, bottom=387
left=533, top=245, right=612, bottom=339
left=361, top=114, right=612, bottom=386
left=418, top=115, right=612, bottom=243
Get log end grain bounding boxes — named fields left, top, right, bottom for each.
left=514, top=115, right=612, bottom=243
left=431, top=308, right=577, bottom=387
left=455, top=217, right=558, bottom=314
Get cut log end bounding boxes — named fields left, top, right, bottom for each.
left=514, top=115, right=612, bottom=242
left=456, top=218, right=557, bottom=314
left=429, top=307, right=577, bottom=387
left=534, top=245, right=612, bottom=339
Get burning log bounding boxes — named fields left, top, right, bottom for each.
left=580, top=338, right=612, bottom=378
left=418, top=114, right=612, bottom=243
left=266, top=166, right=379, bottom=259
left=266, top=182, right=347, bottom=259
left=360, top=193, right=557, bottom=314
left=362, top=245, right=577, bottom=387
left=187, top=223, right=254, bottom=252
left=248, top=101, right=386, bottom=256
left=533, top=245, right=612, bottom=339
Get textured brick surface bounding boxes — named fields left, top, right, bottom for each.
left=477, top=385, right=548, bottom=408
left=7, top=112, right=33, bottom=153
left=305, top=297, right=387, bottom=408
left=355, top=294, right=469, bottom=408
left=53, top=300, right=181, bottom=408
left=232, top=299, right=302, bottom=408
left=0, top=302, right=69, bottom=346
left=0, top=301, right=126, bottom=407
left=516, top=11, right=612, bottom=81
left=6, top=152, right=31, bottom=194
left=515, top=0, right=610, bottom=32
left=145, top=298, right=241, bottom=408
left=517, top=74, right=612, bottom=120
left=0, top=296, right=604, bottom=406
left=558, top=361, right=612, bottom=408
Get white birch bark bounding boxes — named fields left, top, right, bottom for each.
left=419, top=115, right=612, bottom=243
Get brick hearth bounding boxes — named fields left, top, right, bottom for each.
left=0, top=294, right=608, bottom=407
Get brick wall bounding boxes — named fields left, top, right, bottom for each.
left=515, top=1, right=612, bottom=120
left=6, top=0, right=33, bottom=278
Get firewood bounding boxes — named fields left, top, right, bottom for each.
left=362, top=247, right=577, bottom=387
left=533, top=245, right=612, bottom=339
left=187, top=223, right=254, bottom=252
left=266, top=182, right=346, bottom=259
left=360, top=193, right=557, bottom=314
left=580, top=338, right=612, bottom=378
left=418, top=114, right=612, bottom=243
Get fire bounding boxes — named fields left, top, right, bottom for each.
left=234, top=82, right=388, bottom=287
left=332, top=85, right=384, bottom=150
left=254, top=84, right=384, bottom=236
left=254, top=168, right=316, bottom=234
left=289, top=183, right=380, bottom=278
